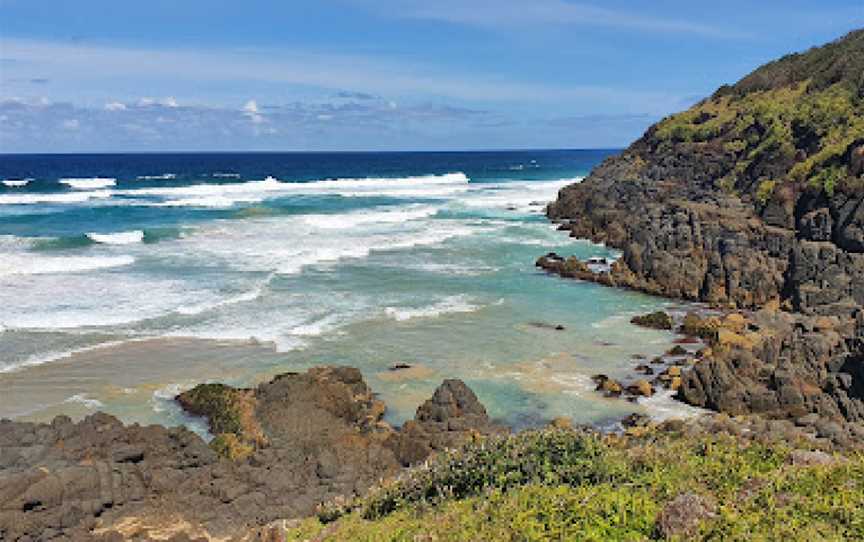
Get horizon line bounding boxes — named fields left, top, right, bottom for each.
left=0, top=147, right=624, bottom=156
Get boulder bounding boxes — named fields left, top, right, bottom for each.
left=593, top=375, right=623, bottom=396
left=390, top=379, right=507, bottom=466
left=627, top=380, right=655, bottom=397
left=630, top=311, right=674, bottom=330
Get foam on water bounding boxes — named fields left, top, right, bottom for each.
left=301, top=205, right=439, bottom=228
left=174, top=282, right=269, bottom=316
left=136, top=173, right=177, bottom=180
left=64, top=393, right=105, bottom=409
left=2, top=179, right=31, bottom=187
left=171, top=213, right=486, bottom=276
left=0, top=253, right=135, bottom=277
left=384, top=295, right=482, bottom=322
left=60, top=177, right=117, bottom=190
left=86, top=230, right=145, bottom=245
left=0, top=190, right=112, bottom=205
left=135, top=172, right=470, bottom=207
left=639, top=389, right=707, bottom=421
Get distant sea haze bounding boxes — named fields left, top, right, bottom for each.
left=0, top=150, right=702, bottom=431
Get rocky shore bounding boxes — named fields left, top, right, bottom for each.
left=0, top=367, right=505, bottom=541
left=541, top=29, right=864, bottom=427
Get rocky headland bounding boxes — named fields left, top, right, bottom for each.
left=541, top=29, right=864, bottom=428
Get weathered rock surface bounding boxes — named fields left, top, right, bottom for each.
left=0, top=368, right=503, bottom=541
left=544, top=30, right=864, bottom=424
left=656, top=492, right=717, bottom=539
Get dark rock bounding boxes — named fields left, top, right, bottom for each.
left=389, top=379, right=507, bottom=467
left=630, top=311, right=674, bottom=330
left=666, top=345, right=688, bottom=357
left=621, top=413, right=651, bottom=428
left=0, top=369, right=502, bottom=541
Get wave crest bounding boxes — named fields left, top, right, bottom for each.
left=86, top=230, right=145, bottom=245
left=60, top=178, right=117, bottom=190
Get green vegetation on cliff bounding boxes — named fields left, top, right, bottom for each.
left=650, top=29, right=863, bottom=200
left=288, top=427, right=864, bottom=541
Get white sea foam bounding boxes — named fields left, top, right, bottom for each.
left=0, top=172, right=472, bottom=207
left=384, top=295, right=481, bottom=322
left=136, top=173, right=177, bottom=180
left=174, top=284, right=266, bottom=316
left=288, top=314, right=345, bottom=337
left=2, top=179, right=31, bottom=187
left=86, top=230, right=145, bottom=245
left=212, top=172, right=241, bottom=178
left=640, top=389, right=707, bottom=421
left=0, top=254, right=135, bottom=277
left=301, top=205, right=439, bottom=228
left=0, top=190, right=112, bottom=205
left=172, top=214, right=485, bottom=276
left=128, top=172, right=470, bottom=207
left=60, top=177, right=117, bottom=190
left=151, top=382, right=196, bottom=413
left=64, top=393, right=105, bottom=409
left=455, top=177, right=582, bottom=213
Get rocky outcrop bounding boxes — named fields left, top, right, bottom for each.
left=545, top=29, right=864, bottom=424
left=0, top=368, right=502, bottom=541
left=387, top=379, right=507, bottom=466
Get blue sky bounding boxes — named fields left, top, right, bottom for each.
left=1, top=0, right=861, bottom=152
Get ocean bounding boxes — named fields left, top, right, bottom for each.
left=0, top=150, right=702, bottom=433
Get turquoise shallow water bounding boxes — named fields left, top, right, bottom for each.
left=0, top=151, right=703, bottom=430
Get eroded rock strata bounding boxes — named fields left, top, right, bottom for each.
left=544, top=29, right=864, bottom=424
left=0, top=367, right=504, bottom=541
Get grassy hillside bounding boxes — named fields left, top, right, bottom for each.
left=287, top=426, right=864, bottom=541
left=646, top=29, right=863, bottom=201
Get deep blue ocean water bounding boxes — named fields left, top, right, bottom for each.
left=0, top=150, right=701, bottom=431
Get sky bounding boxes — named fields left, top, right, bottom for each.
left=0, top=0, right=862, bottom=153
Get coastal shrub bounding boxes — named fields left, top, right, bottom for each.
left=176, top=383, right=245, bottom=435
left=756, top=180, right=777, bottom=204
left=209, top=433, right=254, bottom=461
left=651, top=76, right=862, bottom=202
left=357, top=429, right=621, bottom=521
left=293, top=428, right=864, bottom=541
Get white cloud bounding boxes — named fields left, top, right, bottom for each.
left=104, top=101, right=127, bottom=111
left=242, top=100, right=259, bottom=113
left=62, top=118, right=80, bottom=130
left=162, top=96, right=179, bottom=108
left=242, top=100, right=265, bottom=124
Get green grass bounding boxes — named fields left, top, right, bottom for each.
left=287, top=428, right=864, bottom=541
left=652, top=80, right=863, bottom=200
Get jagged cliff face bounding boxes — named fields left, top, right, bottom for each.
left=548, top=29, right=864, bottom=422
